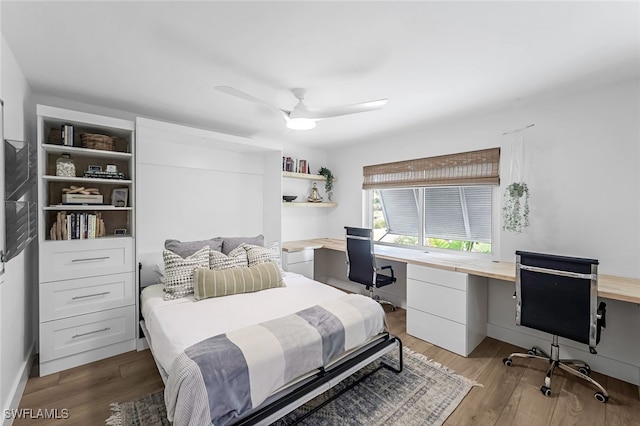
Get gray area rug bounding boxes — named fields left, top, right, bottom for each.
left=106, top=347, right=479, bottom=426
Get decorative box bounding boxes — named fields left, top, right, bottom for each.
left=62, top=194, right=104, bottom=205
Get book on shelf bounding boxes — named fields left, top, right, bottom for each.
left=50, top=211, right=108, bottom=240
left=282, top=156, right=311, bottom=174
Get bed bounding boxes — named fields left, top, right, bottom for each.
left=140, top=269, right=403, bottom=425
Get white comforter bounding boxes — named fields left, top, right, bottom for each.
left=141, top=273, right=354, bottom=374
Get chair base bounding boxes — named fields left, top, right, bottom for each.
left=369, top=288, right=396, bottom=311
left=503, top=335, right=609, bottom=403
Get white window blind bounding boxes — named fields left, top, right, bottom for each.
left=423, top=186, right=492, bottom=243
left=378, top=188, right=419, bottom=237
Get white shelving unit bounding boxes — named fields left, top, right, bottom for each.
left=36, top=105, right=137, bottom=376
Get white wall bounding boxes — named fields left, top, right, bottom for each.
left=0, top=35, right=37, bottom=424
left=327, top=78, right=640, bottom=277
left=322, top=78, right=640, bottom=384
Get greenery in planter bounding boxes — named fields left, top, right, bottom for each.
left=502, top=182, right=530, bottom=233
left=318, top=167, right=334, bottom=201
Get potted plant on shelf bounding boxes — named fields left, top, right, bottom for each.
left=502, top=182, right=530, bottom=233
left=318, top=167, right=334, bottom=201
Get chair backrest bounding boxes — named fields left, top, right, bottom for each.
left=345, top=227, right=377, bottom=287
left=516, top=250, right=599, bottom=348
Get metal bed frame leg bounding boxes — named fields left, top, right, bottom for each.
left=381, top=335, right=403, bottom=373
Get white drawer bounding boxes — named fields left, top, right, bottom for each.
left=283, top=249, right=314, bottom=264
left=286, top=261, right=314, bottom=279
left=40, top=238, right=134, bottom=281
left=39, top=306, right=135, bottom=362
left=40, top=272, right=135, bottom=322
left=407, top=264, right=467, bottom=291
left=407, top=278, right=467, bottom=324
left=407, top=308, right=468, bottom=356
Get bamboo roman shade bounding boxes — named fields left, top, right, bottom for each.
left=362, top=147, right=500, bottom=189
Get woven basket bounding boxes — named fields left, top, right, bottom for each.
left=80, top=133, right=115, bottom=151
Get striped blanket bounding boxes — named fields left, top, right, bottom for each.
left=165, top=294, right=386, bottom=425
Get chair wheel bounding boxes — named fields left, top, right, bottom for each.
left=540, top=386, right=551, bottom=397
left=527, top=348, right=538, bottom=356
left=503, top=358, right=512, bottom=367
left=578, top=365, right=591, bottom=376
left=594, top=392, right=608, bottom=403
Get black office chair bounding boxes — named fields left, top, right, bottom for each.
left=503, top=251, right=608, bottom=402
left=344, top=226, right=397, bottom=311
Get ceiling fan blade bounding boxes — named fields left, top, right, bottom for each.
left=215, top=86, right=287, bottom=116
left=289, top=99, right=388, bottom=120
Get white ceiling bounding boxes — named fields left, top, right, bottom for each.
left=2, top=1, right=639, bottom=147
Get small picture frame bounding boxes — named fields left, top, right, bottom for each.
left=114, top=229, right=127, bottom=236
left=88, top=165, right=102, bottom=172
left=111, top=188, right=128, bottom=207
left=106, top=164, right=118, bottom=173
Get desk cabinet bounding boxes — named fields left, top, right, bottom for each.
left=282, top=249, right=314, bottom=279
left=406, top=264, right=487, bottom=356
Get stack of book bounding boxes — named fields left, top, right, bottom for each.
left=49, top=211, right=106, bottom=240
left=282, top=156, right=311, bottom=174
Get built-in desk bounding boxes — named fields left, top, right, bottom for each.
left=282, top=238, right=640, bottom=304
left=284, top=238, right=640, bottom=385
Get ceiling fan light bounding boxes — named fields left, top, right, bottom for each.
left=286, top=118, right=316, bottom=130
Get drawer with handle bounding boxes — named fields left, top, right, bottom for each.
left=40, top=238, right=134, bottom=281
left=40, top=272, right=134, bottom=322
left=39, top=306, right=135, bottom=362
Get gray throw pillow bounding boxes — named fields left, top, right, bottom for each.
left=165, top=237, right=223, bottom=257
left=221, top=234, right=264, bottom=254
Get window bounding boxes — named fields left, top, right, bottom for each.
left=365, top=148, right=500, bottom=255
left=372, top=187, right=494, bottom=253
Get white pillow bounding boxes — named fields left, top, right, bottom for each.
left=163, top=246, right=209, bottom=300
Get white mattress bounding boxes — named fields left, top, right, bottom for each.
left=141, top=273, right=350, bottom=374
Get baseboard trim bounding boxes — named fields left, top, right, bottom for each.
left=2, top=341, right=36, bottom=426
left=488, top=323, right=640, bottom=386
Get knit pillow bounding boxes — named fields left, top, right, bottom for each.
left=210, top=245, right=248, bottom=270
left=163, top=246, right=210, bottom=300
left=244, top=242, right=284, bottom=274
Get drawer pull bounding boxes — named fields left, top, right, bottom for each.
left=71, top=291, right=111, bottom=300
left=72, top=327, right=111, bottom=339
left=71, top=256, right=110, bottom=263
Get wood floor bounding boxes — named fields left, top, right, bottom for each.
left=16, top=308, right=639, bottom=425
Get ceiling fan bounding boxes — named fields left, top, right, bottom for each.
left=215, top=86, right=388, bottom=130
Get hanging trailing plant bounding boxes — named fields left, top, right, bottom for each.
left=502, top=124, right=533, bottom=233
left=318, top=167, right=334, bottom=201
left=502, top=182, right=530, bottom=233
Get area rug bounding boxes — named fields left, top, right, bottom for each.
left=106, top=347, right=479, bottom=426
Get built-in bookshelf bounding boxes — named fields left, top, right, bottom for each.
left=36, top=105, right=137, bottom=376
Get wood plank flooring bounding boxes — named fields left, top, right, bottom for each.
left=16, top=308, right=639, bottom=425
